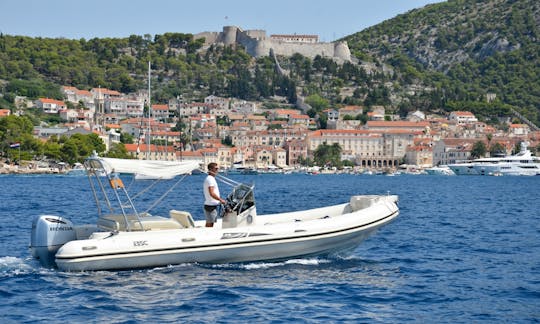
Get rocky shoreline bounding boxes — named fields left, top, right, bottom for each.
left=0, top=162, right=67, bottom=175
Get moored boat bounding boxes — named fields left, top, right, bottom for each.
left=448, top=142, right=540, bottom=176
left=424, top=165, right=455, bottom=176
left=448, top=159, right=491, bottom=175
left=472, top=143, right=540, bottom=176
left=65, top=162, right=86, bottom=176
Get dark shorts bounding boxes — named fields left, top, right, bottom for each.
left=203, top=205, right=219, bottom=223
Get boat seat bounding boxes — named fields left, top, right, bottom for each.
left=169, top=210, right=195, bottom=228
left=349, top=195, right=383, bottom=212
left=133, top=216, right=183, bottom=231
left=97, top=214, right=183, bottom=231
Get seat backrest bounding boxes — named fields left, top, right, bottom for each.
left=97, top=217, right=120, bottom=231
left=169, top=210, right=195, bottom=228
left=349, top=195, right=381, bottom=212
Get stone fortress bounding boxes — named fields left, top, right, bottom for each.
left=195, top=26, right=351, bottom=62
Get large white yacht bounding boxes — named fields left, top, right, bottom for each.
left=448, top=157, right=499, bottom=175
left=448, top=143, right=540, bottom=176
left=472, top=143, right=540, bottom=176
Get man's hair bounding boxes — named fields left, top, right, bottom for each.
left=207, top=162, right=218, bottom=171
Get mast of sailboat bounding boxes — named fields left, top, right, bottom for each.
left=147, top=61, right=151, bottom=159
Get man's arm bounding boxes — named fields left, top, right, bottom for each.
left=209, top=186, right=225, bottom=204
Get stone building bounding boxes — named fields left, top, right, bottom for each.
left=195, top=26, right=351, bottom=62
left=432, top=139, right=479, bottom=165
left=283, top=139, right=308, bottom=166
left=307, top=129, right=414, bottom=169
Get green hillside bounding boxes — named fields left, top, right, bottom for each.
left=0, top=0, right=538, bottom=127
left=345, top=0, right=539, bottom=125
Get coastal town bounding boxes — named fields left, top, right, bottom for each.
left=1, top=82, right=538, bottom=175
left=3, top=2, right=539, bottom=323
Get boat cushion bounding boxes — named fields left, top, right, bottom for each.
left=97, top=214, right=182, bottom=231
left=169, top=210, right=195, bottom=228
left=349, top=195, right=382, bottom=212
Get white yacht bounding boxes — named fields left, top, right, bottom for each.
left=448, top=143, right=540, bottom=176
left=448, top=157, right=502, bottom=175
left=424, top=165, right=455, bottom=176
left=472, top=143, right=540, bottom=176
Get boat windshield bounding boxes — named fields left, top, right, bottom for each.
left=226, top=183, right=255, bottom=214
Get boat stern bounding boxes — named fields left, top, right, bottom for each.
left=30, top=215, right=77, bottom=267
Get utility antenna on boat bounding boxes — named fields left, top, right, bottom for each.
left=216, top=173, right=242, bottom=188
left=147, top=61, right=151, bottom=159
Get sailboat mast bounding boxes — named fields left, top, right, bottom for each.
left=147, top=61, right=151, bottom=159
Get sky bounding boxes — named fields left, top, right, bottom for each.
left=0, top=0, right=445, bottom=42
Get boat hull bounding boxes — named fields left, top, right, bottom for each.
left=473, top=164, right=540, bottom=176
left=54, top=200, right=398, bottom=271
left=425, top=166, right=454, bottom=175
left=448, top=164, right=480, bottom=175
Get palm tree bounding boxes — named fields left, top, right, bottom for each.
left=471, top=141, right=487, bottom=158
left=314, top=142, right=343, bottom=167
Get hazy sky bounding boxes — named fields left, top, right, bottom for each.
left=1, top=0, right=444, bottom=42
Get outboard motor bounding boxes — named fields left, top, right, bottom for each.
left=30, top=215, right=77, bottom=267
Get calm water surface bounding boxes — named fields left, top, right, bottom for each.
left=0, top=173, right=539, bottom=323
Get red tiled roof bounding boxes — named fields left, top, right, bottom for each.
left=152, top=104, right=169, bottom=110
left=39, top=98, right=65, bottom=105
left=271, top=34, right=318, bottom=39
left=124, top=143, right=175, bottom=153
left=451, top=111, right=475, bottom=116
left=310, top=129, right=371, bottom=136
left=367, top=121, right=429, bottom=127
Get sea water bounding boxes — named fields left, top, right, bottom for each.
left=0, top=173, right=539, bottom=323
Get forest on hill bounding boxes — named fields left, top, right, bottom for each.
left=345, top=0, right=539, bottom=125
left=0, top=0, right=538, bottom=127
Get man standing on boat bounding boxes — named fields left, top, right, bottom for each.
left=203, top=162, right=226, bottom=227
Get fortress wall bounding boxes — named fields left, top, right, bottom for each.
left=244, top=29, right=267, bottom=40
left=236, top=31, right=267, bottom=56
left=194, top=32, right=220, bottom=45
left=268, top=41, right=337, bottom=59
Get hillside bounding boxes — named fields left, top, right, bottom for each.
left=0, top=0, right=538, bottom=127
left=345, top=0, right=539, bottom=125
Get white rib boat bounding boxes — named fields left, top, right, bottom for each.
left=30, top=155, right=399, bottom=271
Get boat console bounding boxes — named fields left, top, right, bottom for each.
left=222, top=183, right=257, bottom=229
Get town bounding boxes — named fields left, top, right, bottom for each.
left=1, top=81, right=538, bottom=175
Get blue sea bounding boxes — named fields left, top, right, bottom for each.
left=0, top=173, right=539, bottom=323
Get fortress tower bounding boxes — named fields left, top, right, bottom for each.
left=334, top=41, right=352, bottom=62
left=220, top=26, right=238, bottom=46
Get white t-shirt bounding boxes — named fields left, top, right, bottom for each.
left=203, top=175, right=220, bottom=206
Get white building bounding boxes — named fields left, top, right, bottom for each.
left=449, top=111, right=478, bottom=125
left=36, top=98, right=66, bottom=114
